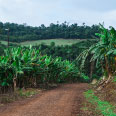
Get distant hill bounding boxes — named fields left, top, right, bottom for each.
left=0, top=21, right=100, bottom=43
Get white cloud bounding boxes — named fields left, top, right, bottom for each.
left=0, top=0, right=116, bottom=28
left=102, top=10, right=116, bottom=27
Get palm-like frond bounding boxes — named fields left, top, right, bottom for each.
left=77, top=25, right=116, bottom=79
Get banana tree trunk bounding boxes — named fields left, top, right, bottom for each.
left=13, top=73, right=17, bottom=91
left=90, top=61, right=94, bottom=80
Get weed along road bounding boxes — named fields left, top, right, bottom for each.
left=0, top=84, right=88, bottom=116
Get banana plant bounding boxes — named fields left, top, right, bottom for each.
left=77, top=24, right=116, bottom=84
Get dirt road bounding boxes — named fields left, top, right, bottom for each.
left=0, top=83, right=88, bottom=116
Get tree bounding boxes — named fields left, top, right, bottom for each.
left=77, top=25, right=116, bottom=88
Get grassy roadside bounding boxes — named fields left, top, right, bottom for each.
left=0, top=88, right=42, bottom=105
left=0, top=83, right=58, bottom=105
left=82, top=81, right=116, bottom=116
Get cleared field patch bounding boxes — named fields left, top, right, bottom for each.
left=20, top=39, right=85, bottom=46
left=0, top=39, right=85, bottom=46
left=0, top=41, right=18, bottom=46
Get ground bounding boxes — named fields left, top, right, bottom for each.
left=0, top=83, right=88, bottom=116
left=82, top=81, right=116, bottom=116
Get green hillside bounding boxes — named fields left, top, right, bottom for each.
left=0, top=39, right=87, bottom=46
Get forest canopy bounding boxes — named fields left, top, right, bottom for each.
left=0, top=21, right=100, bottom=42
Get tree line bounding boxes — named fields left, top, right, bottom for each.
left=0, top=21, right=100, bottom=42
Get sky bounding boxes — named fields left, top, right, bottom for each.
left=0, top=0, right=116, bottom=27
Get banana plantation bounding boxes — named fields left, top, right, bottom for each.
left=0, top=46, right=81, bottom=93
left=0, top=24, right=116, bottom=94
left=0, top=25, right=116, bottom=115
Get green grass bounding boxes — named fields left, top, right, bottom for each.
left=20, top=39, right=85, bottom=46
left=84, top=90, right=116, bottom=116
left=0, top=41, right=18, bottom=46
left=113, top=77, right=116, bottom=82
left=18, top=88, right=40, bottom=97
left=0, top=39, right=85, bottom=46
left=0, top=88, right=41, bottom=104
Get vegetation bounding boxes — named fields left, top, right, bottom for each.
left=0, top=38, right=95, bottom=95
left=33, top=40, right=97, bottom=61
left=0, top=46, right=82, bottom=93
left=0, top=42, right=6, bottom=55
left=1, top=22, right=116, bottom=115
left=0, top=21, right=100, bottom=42
left=84, top=90, right=116, bottom=116
left=0, top=88, right=41, bottom=104
left=77, top=25, right=116, bottom=86
left=0, top=39, right=85, bottom=46
left=19, top=39, right=84, bottom=46
left=75, top=25, right=116, bottom=115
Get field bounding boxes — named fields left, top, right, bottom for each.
left=0, top=39, right=85, bottom=46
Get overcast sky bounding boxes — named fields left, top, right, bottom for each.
left=0, top=0, right=116, bottom=27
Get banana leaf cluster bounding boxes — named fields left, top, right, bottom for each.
left=0, top=46, right=79, bottom=93
left=77, top=25, right=116, bottom=80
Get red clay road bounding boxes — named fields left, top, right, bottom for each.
left=0, top=83, right=88, bottom=116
